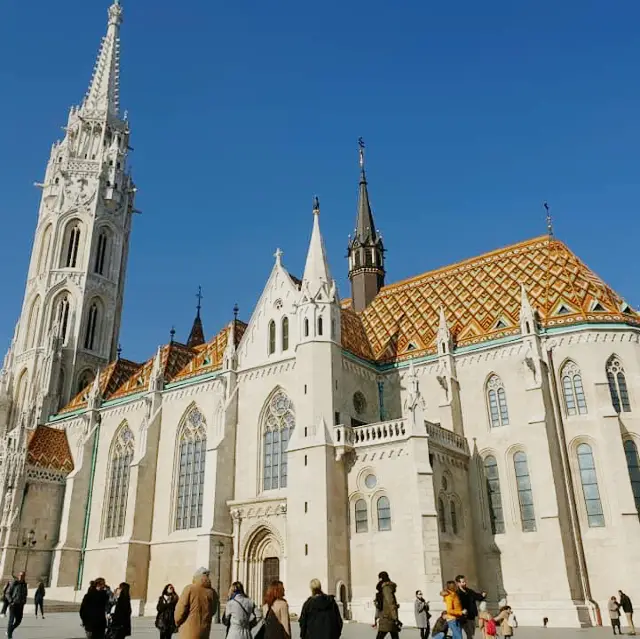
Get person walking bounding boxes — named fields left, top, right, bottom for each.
left=175, top=567, right=218, bottom=639
left=619, top=592, right=636, bottom=635
left=80, top=578, right=109, bottom=639
left=414, top=590, right=430, bottom=639
left=494, top=606, right=514, bottom=638
left=610, top=596, right=622, bottom=636
left=107, top=583, right=132, bottom=639
left=376, top=571, right=401, bottom=639
left=442, top=581, right=465, bottom=639
left=6, top=571, right=28, bottom=639
left=34, top=581, right=46, bottom=619
left=1, top=579, right=12, bottom=617
left=456, top=575, right=486, bottom=639
left=156, top=584, right=179, bottom=639
left=299, top=579, right=343, bottom=639
left=223, top=581, right=261, bottom=639
left=263, top=580, right=291, bottom=639
left=477, top=602, right=497, bottom=639
left=432, top=612, right=449, bottom=639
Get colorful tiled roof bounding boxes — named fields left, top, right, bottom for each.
left=58, top=321, right=247, bottom=414
left=341, top=236, right=638, bottom=363
left=27, top=425, right=74, bottom=473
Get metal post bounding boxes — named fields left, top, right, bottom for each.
left=215, top=541, right=224, bottom=624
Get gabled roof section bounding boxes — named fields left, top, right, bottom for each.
left=340, top=236, right=638, bottom=363
left=27, top=425, right=74, bottom=474
left=340, top=307, right=374, bottom=361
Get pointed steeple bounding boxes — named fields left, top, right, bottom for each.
left=348, top=139, right=385, bottom=312
left=437, top=306, right=452, bottom=355
left=520, top=284, right=538, bottom=336
left=82, top=0, right=123, bottom=117
left=187, top=286, right=206, bottom=348
left=301, top=197, right=335, bottom=301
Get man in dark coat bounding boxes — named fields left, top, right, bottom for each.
left=455, top=575, right=486, bottom=639
left=299, top=579, right=343, bottom=639
left=6, top=571, right=27, bottom=639
left=80, top=578, right=109, bottom=639
left=619, top=590, right=636, bottom=635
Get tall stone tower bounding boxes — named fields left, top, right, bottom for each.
left=0, top=0, right=135, bottom=435
left=347, top=140, right=385, bottom=312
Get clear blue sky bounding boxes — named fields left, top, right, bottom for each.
left=1, top=0, right=639, bottom=363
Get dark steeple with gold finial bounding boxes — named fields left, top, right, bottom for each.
left=187, top=286, right=206, bottom=348
left=347, top=138, right=385, bottom=312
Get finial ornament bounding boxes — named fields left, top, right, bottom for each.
left=543, top=201, right=553, bottom=237
left=274, top=248, right=283, bottom=266
left=195, top=286, right=203, bottom=315
left=169, top=326, right=176, bottom=343
left=358, top=137, right=365, bottom=173
left=313, top=196, right=320, bottom=215
left=108, top=0, right=123, bottom=27
left=117, top=344, right=122, bottom=359
left=233, top=303, right=239, bottom=320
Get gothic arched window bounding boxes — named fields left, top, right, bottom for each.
left=281, top=317, right=289, bottom=351
left=262, top=390, right=295, bottom=491
left=355, top=499, right=368, bottom=533
left=450, top=500, right=458, bottom=535
left=84, top=303, right=99, bottom=351
left=268, top=320, right=276, bottom=355
left=24, top=296, right=41, bottom=350
left=483, top=455, right=505, bottom=534
left=304, top=318, right=309, bottom=338
left=438, top=497, right=446, bottom=533
left=94, top=229, right=109, bottom=276
left=76, top=369, right=95, bottom=396
left=576, top=443, right=605, bottom=528
left=606, top=356, right=631, bottom=413
left=175, top=406, right=207, bottom=530
left=377, top=496, right=391, bottom=531
left=53, top=293, right=71, bottom=343
left=104, top=423, right=134, bottom=539
left=624, top=440, right=640, bottom=517
left=63, top=223, right=81, bottom=268
left=486, top=375, right=509, bottom=428
left=561, top=361, right=588, bottom=416
left=514, top=451, right=536, bottom=532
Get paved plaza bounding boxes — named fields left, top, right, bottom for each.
left=0, top=612, right=625, bottom=639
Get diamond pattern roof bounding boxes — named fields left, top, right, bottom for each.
left=27, top=425, right=74, bottom=473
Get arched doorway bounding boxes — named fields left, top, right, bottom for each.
left=243, top=525, right=282, bottom=602
left=339, top=583, right=348, bottom=619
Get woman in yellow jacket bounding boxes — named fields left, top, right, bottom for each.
left=441, top=581, right=466, bottom=639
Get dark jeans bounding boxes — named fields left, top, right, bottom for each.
left=160, top=632, right=173, bottom=639
left=35, top=599, right=44, bottom=616
left=376, top=632, right=399, bottom=639
left=8, top=604, right=24, bottom=638
left=1, top=597, right=8, bottom=615
left=612, top=619, right=622, bottom=635
left=419, top=628, right=430, bottom=639
left=85, top=631, right=106, bottom=639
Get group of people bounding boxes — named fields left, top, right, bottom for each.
left=609, top=591, right=635, bottom=636
left=79, top=577, right=132, bottom=639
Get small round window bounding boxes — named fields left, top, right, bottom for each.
left=365, top=474, right=377, bottom=489
left=353, top=391, right=367, bottom=415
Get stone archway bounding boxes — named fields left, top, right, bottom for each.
left=242, top=524, right=282, bottom=603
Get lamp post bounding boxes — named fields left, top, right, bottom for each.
left=22, top=529, right=36, bottom=577
left=215, top=540, right=224, bottom=624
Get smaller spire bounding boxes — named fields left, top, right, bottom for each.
left=187, top=288, right=205, bottom=348
left=149, top=346, right=164, bottom=392
left=519, top=284, right=538, bottom=336
left=196, top=285, right=203, bottom=318
left=301, top=195, right=334, bottom=300
left=437, top=306, right=452, bottom=355
left=274, top=248, right=283, bottom=267
left=543, top=201, right=553, bottom=237
left=87, top=369, right=102, bottom=410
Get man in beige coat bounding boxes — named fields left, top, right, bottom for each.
left=175, top=567, right=219, bottom=639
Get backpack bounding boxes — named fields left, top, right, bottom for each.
left=485, top=618, right=497, bottom=636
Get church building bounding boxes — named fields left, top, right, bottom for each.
left=1, top=1, right=640, bottom=628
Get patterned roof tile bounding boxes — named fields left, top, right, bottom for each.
left=27, top=425, right=74, bottom=473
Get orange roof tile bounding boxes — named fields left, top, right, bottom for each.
left=343, top=236, right=638, bottom=363
left=27, top=425, right=74, bottom=473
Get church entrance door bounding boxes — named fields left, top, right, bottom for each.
left=262, top=557, right=280, bottom=596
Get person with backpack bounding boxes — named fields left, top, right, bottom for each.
left=262, top=580, right=291, bottom=639
left=224, top=581, right=261, bottom=639
left=478, top=602, right=496, bottom=639
left=494, top=606, right=514, bottom=638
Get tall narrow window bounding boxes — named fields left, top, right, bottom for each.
left=355, top=499, right=368, bottom=533
left=377, top=496, right=391, bottom=531
left=94, top=230, right=109, bottom=275
left=317, top=316, right=324, bottom=336
left=268, top=320, right=276, bottom=355
left=561, top=361, right=588, bottom=416
left=486, top=375, right=509, bottom=427
left=514, top=452, right=536, bottom=532
left=624, top=440, right=640, bottom=517
left=606, top=356, right=631, bottom=413
left=262, top=391, right=295, bottom=490
left=84, top=303, right=99, bottom=350
left=175, top=406, right=207, bottom=530
left=450, top=500, right=458, bottom=535
left=483, top=455, right=505, bottom=534
left=438, top=498, right=446, bottom=533
left=104, top=424, right=134, bottom=539
left=64, top=224, right=81, bottom=268
left=54, top=294, right=71, bottom=342
left=304, top=318, right=309, bottom=337
left=37, top=225, right=52, bottom=274
left=24, top=296, right=41, bottom=350
left=281, top=317, right=289, bottom=351
left=576, top=443, right=605, bottom=527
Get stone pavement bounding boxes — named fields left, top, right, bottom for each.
left=0, top=612, right=625, bottom=639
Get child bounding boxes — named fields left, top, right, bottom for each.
left=494, top=605, right=514, bottom=637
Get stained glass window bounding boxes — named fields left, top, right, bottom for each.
left=483, top=455, right=505, bottom=534
left=268, top=321, right=276, bottom=355
left=450, top=500, right=458, bottom=535
left=624, top=440, right=640, bottom=517
left=561, top=362, right=588, bottom=416
left=576, top=444, right=604, bottom=527
left=281, top=317, right=289, bottom=351
left=262, top=391, right=295, bottom=491
left=514, top=452, right=536, bottom=532
left=438, top=498, right=446, bottom=533
left=104, top=424, right=134, bottom=539
left=377, top=496, right=391, bottom=531
left=355, top=499, right=368, bottom=533
left=175, top=407, right=207, bottom=530
left=487, top=375, right=509, bottom=427
left=607, top=356, right=631, bottom=413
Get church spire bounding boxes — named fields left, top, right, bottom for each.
left=301, top=197, right=336, bottom=302
left=347, top=138, right=385, bottom=312
left=187, top=286, right=206, bottom=348
left=82, top=0, right=123, bottom=118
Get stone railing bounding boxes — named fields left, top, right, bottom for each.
left=334, top=418, right=408, bottom=450
left=425, top=420, right=469, bottom=455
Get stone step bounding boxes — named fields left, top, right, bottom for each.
left=24, top=599, right=81, bottom=613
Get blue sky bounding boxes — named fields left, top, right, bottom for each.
left=1, top=0, right=639, bottom=363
